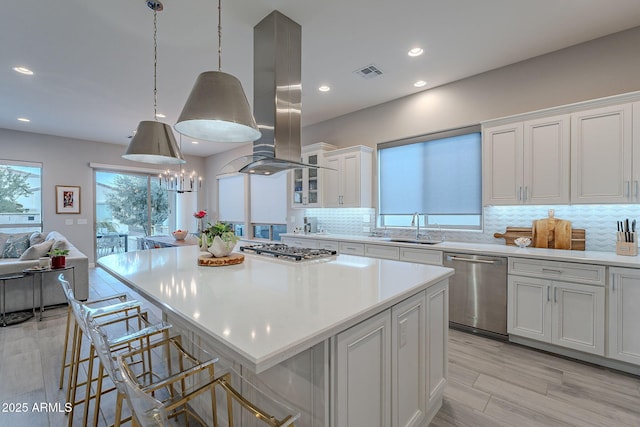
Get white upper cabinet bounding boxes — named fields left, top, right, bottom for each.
left=524, top=115, right=571, bottom=204
left=323, top=146, right=373, bottom=208
left=571, top=103, right=633, bottom=203
left=483, top=115, right=569, bottom=205
left=483, top=123, right=522, bottom=205
left=291, top=143, right=336, bottom=208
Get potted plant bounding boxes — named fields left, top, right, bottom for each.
left=201, top=222, right=240, bottom=257
left=48, top=248, right=70, bottom=269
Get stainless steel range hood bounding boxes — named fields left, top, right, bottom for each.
left=222, top=11, right=319, bottom=175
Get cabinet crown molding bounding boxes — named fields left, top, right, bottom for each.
left=482, top=90, right=640, bottom=128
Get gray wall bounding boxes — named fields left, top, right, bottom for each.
left=0, top=128, right=205, bottom=263
left=302, top=26, right=640, bottom=150
left=205, top=26, right=640, bottom=229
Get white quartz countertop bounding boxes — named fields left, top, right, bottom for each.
left=98, top=246, right=453, bottom=373
left=282, top=233, right=640, bottom=268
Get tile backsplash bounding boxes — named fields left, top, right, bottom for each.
left=304, top=205, right=640, bottom=253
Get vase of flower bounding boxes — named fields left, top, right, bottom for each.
left=193, top=210, right=207, bottom=236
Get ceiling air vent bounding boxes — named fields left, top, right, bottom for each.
left=354, top=64, right=383, bottom=79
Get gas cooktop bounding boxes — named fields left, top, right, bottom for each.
left=239, top=243, right=337, bottom=262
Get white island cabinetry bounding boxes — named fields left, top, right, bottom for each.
left=98, top=247, right=453, bottom=427
left=334, top=280, right=448, bottom=427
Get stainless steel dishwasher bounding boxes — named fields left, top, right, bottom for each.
left=444, top=252, right=508, bottom=338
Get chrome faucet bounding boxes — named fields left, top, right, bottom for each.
left=411, top=212, right=422, bottom=239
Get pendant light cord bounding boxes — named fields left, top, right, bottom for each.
left=218, top=0, right=222, bottom=71
left=153, top=8, right=158, bottom=120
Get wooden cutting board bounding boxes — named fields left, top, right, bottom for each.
left=494, top=226, right=585, bottom=250
left=198, top=253, right=245, bottom=266
left=533, top=217, right=572, bottom=249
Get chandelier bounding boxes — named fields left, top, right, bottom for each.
left=158, top=168, right=202, bottom=193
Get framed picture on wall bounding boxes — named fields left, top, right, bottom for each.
left=56, top=185, right=81, bottom=214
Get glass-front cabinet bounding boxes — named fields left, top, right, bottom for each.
left=292, top=143, right=336, bottom=208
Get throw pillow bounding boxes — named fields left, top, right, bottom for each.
left=1, top=234, right=31, bottom=258
left=19, top=239, right=54, bottom=260
left=30, top=232, right=46, bottom=246
left=52, top=239, right=70, bottom=252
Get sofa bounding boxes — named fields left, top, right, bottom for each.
left=0, top=231, right=89, bottom=313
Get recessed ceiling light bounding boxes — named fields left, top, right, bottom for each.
left=408, top=47, right=424, bottom=57
left=13, top=66, right=34, bottom=75
left=17, top=117, right=31, bottom=122
left=155, top=113, right=166, bottom=118
left=414, top=80, right=427, bottom=88
left=318, top=85, right=331, bottom=92
left=191, top=140, right=199, bottom=144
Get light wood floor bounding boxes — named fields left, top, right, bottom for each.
left=1, top=267, right=639, bottom=427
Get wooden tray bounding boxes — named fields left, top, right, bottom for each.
left=198, top=253, right=245, bottom=267
left=494, top=226, right=585, bottom=251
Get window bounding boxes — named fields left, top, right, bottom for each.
left=252, top=224, right=286, bottom=241
left=378, top=126, right=482, bottom=229
left=0, top=160, right=42, bottom=233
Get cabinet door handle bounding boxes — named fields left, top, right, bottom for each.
left=547, top=285, right=550, bottom=302
left=524, top=186, right=528, bottom=201
left=635, top=180, right=638, bottom=198
left=611, top=275, right=615, bottom=291
left=626, top=181, right=630, bottom=198
left=542, top=268, right=562, bottom=275
left=554, top=287, right=558, bottom=303
left=518, top=186, right=522, bottom=201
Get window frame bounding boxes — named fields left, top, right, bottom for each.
left=0, top=159, right=43, bottom=233
left=377, top=125, right=482, bottom=231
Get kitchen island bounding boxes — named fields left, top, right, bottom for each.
left=98, top=246, right=453, bottom=427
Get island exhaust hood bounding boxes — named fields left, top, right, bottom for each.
left=222, top=11, right=322, bottom=175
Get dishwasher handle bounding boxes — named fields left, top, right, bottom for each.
left=446, top=256, right=499, bottom=265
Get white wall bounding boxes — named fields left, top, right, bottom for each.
left=0, top=128, right=206, bottom=263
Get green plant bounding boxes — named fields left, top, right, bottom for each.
left=200, top=222, right=238, bottom=246
left=49, top=248, right=70, bottom=257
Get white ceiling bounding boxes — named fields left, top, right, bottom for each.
left=2, top=0, right=640, bottom=157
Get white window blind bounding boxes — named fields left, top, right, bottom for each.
left=378, top=127, right=481, bottom=228
left=250, top=173, right=287, bottom=224
left=218, top=175, right=245, bottom=223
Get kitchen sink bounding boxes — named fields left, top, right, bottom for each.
left=386, top=238, right=441, bottom=245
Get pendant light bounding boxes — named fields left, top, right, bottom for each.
left=174, top=0, right=261, bottom=143
left=123, top=1, right=185, bottom=165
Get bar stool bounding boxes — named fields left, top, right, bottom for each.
left=86, top=313, right=219, bottom=427
left=88, top=311, right=300, bottom=426
left=58, top=276, right=170, bottom=427
left=59, top=288, right=143, bottom=398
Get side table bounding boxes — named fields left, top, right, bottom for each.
left=0, top=273, right=33, bottom=326
left=23, top=266, right=75, bottom=321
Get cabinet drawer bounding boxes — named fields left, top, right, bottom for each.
left=282, top=237, right=317, bottom=249
left=364, top=244, right=399, bottom=260
left=399, top=248, right=442, bottom=266
left=317, top=240, right=339, bottom=252
left=509, top=258, right=605, bottom=286
left=339, top=242, right=365, bottom=256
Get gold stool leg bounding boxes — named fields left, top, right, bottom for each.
left=59, top=305, right=73, bottom=390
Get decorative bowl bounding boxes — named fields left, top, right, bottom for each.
left=514, top=237, right=532, bottom=248
left=172, top=229, right=188, bottom=240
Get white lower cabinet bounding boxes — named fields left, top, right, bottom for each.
left=608, top=268, right=640, bottom=365
left=508, top=275, right=605, bottom=355
left=339, top=242, right=365, bottom=256
left=334, top=281, right=448, bottom=427
left=365, top=243, right=400, bottom=260
left=335, top=310, right=391, bottom=427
